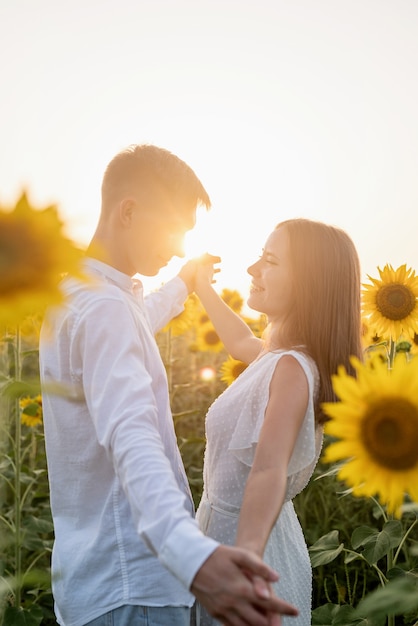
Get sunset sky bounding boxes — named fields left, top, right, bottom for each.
left=1, top=0, right=418, bottom=298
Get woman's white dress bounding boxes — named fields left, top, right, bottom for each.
left=196, top=349, right=323, bottom=626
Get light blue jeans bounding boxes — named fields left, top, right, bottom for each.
left=83, top=604, right=191, bottom=626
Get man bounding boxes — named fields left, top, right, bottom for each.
left=39, top=144, right=298, bottom=626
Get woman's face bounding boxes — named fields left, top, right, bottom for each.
left=247, top=227, right=294, bottom=322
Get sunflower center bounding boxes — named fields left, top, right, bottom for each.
left=232, top=362, right=247, bottom=378
left=204, top=330, right=221, bottom=346
left=361, top=398, right=418, bottom=470
left=375, top=283, right=416, bottom=321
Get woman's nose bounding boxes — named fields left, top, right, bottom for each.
left=247, top=260, right=258, bottom=276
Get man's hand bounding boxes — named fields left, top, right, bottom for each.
left=178, top=253, right=221, bottom=293
left=191, top=546, right=298, bottom=626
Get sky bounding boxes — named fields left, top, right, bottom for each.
left=1, top=0, right=418, bottom=301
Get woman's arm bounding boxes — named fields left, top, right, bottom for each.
left=194, top=260, right=263, bottom=364
left=235, top=355, right=309, bottom=556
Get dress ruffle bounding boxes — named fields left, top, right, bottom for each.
left=227, top=350, right=322, bottom=499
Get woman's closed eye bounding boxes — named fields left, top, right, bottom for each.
left=260, top=251, right=278, bottom=265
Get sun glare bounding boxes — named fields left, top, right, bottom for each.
left=184, top=210, right=216, bottom=259
left=199, top=366, right=216, bottom=382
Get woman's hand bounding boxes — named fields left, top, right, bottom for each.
left=178, top=253, right=221, bottom=293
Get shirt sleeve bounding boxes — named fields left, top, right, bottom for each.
left=144, top=276, right=188, bottom=333
left=72, top=294, right=218, bottom=589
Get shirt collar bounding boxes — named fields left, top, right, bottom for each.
left=83, top=257, right=143, bottom=296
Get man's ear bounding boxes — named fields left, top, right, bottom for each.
left=119, top=198, right=136, bottom=227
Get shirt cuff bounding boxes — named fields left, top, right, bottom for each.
left=159, top=520, right=219, bottom=590
left=167, top=275, right=188, bottom=303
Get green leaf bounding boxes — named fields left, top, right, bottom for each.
left=387, top=566, right=409, bottom=580
left=344, top=551, right=363, bottom=564
left=309, top=530, right=344, bottom=567
left=312, top=603, right=340, bottom=625
left=351, top=521, right=402, bottom=564
left=1, top=380, right=40, bottom=399
left=311, top=603, right=384, bottom=626
left=21, top=403, right=40, bottom=417
left=332, top=605, right=360, bottom=625
left=351, top=526, right=378, bottom=549
left=355, top=575, right=418, bottom=618
left=21, top=515, right=53, bottom=551
left=25, top=515, right=54, bottom=534
left=3, top=605, right=43, bottom=626
left=382, top=520, right=403, bottom=548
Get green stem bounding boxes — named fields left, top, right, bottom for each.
left=393, top=518, right=417, bottom=566
left=371, top=496, right=388, bottom=523
left=344, top=560, right=352, bottom=604
left=14, top=327, right=22, bottom=608
left=386, top=546, right=394, bottom=626
left=388, top=337, right=396, bottom=370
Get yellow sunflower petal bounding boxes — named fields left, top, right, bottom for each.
left=323, top=441, right=356, bottom=463
left=0, top=192, right=84, bottom=328
left=19, top=394, right=43, bottom=428
left=323, top=355, right=418, bottom=514
left=362, top=263, right=418, bottom=340
left=195, top=321, right=224, bottom=353
left=219, top=356, right=247, bottom=386
left=162, top=293, right=201, bottom=336
left=220, top=289, right=244, bottom=313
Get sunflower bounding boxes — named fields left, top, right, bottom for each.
left=395, top=337, right=413, bottom=357
left=244, top=314, right=268, bottom=339
left=362, top=264, right=418, bottom=340
left=0, top=192, right=84, bottom=328
left=361, top=316, right=389, bottom=364
left=197, top=311, right=210, bottom=325
left=361, top=316, right=387, bottom=349
left=195, top=321, right=224, bottom=352
left=162, top=293, right=200, bottom=336
left=221, top=289, right=244, bottom=313
left=408, top=332, right=418, bottom=356
left=19, top=394, right=43, bottom=428
left=19, top=312, right=44, bottom=345
left=323, top=356, right=418, bottom=516
left=219, top=356, right=248, bottom=386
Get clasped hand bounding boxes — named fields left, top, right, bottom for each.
left=178, top=253, right=221, bottom=293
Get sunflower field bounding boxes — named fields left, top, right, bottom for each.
left=1, top=194, right=418, bottom=626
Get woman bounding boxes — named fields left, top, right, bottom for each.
left=194, top=218, right=362, bottom=625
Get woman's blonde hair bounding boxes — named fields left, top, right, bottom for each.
left=274, top=218, right=362, bottom=424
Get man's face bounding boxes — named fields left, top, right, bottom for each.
left=126, top=202, right=196, bottom=276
